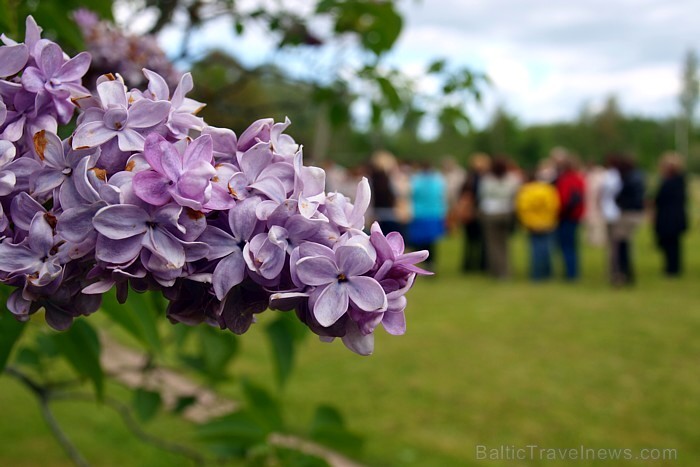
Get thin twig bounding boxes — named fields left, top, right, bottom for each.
left=4, top=367, right=91, bottom=467
left=39, top=400, right=91, bottom=467
left=51, top=391, right=207, bottom=467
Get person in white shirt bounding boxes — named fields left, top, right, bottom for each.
left=599, top=155, right=623, bottom=285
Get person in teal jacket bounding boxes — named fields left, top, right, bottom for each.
left=408, top=162, right=447, bottom=271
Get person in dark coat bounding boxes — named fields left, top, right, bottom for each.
left=458, top=153, right=490, bottom=273
left=613, top=154, right=646, bottom=285
left=654, top=152, right=688, bottom=276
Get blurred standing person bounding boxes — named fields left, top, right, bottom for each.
left=552, top=148, right=586, bottom=281
left=368, top=150, right=402, bottom=235
left=584, top=162, right=607, bottom=247
left=442, top=156, right=467, bottom=218
left=479, top=156, right=520, bottom=279
left=409, top=162, right=447, bottom=271
left=600, top=154, right=623, bottom=285
left=394, top=162, right=414, bottom=235
left=516, top=170, right=560, bottom=281
left=654, top=152, right=687, bottom=277
left=457, top=153, right=490, bottom=273
left=614, top=154, right=645, bottom=285
left=322, top=160, right=351, bottom=197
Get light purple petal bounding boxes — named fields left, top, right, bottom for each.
left=0, top=243, right=39, bottom=273
left=20, top=66, right=44, bottom=92
left=0, top=44, right=28, bottom=77
left=386, top=231, right=405, bottom=254
left=143, top=227, right=185, bottom=269
left=255, top=237, right=286, bottom=279
left=57, top=203, right=103, bottom=243
left=198, top=226, right=237, bottom=260
left=239, top=141, right=273, bottom=180
left=249, top=176, right=287, bottom=202
left=127, top=99, right=170, bottom=128
left=171, top=72, right=193, bottom=107
left=133, top=170, right=171, bottom=206
left=141, top=132, right=166, bottom=172
left=298, top=242, right=335, bottom=260
left=10, top=192, right=45, bottom=231
left=203, top=125, right=237, bottom=155
left=348, top=177, right=371, bottom=228
left=28, top=213, right=54, bottom=257
left=346, top=276, right=387, bottom=312
left=33, top=130, right=65, bottom=168
left=237, top=118, right=272, bottom=152
left=30, top=169, right=64, bottom=195
left=296, top=255, right=338, bottom=286
left=95, top=234, right=143, bottom=264
left=72, top=121, right=115, bottom=149
left=57, top=51, right=90, bottom=81
left=341, top=319, right=374, bottom=356
left=158, top=139, right=183, bottom=181
left=116, top=128, right=145, bottom=152
left=0, top=170, right=16, bottom=196
left=104, top=107, right=128, bottom=130
left=382, top=310, right=406, bottom=335
left=313, top=282, right=349, bottom=327
left=370, top=223, right=395, bottom=261
left=203, top=184, right=236, bottom=210
left=229, top=196, right=258, bottom=241
left=176, top=169, right=210, bottom=198
left=143, top=69, right=170, bottom=100
left=37, top=41, right=63, bottom=77
left=97, top=80, right=127, bottom=108
left=93, top=204, right=149, bottom=239
left=183, top=134, right=213, bottom=167
left=152, top=204, right=183, bottom=230
left=212, top=250, right=246, bottom=300
left=336, top=244, right=374, bottom=277
left=228, top=172, right=249, bottom=200
left=82, top=279, right=116, bottom=295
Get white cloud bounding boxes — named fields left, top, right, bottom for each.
left=150, top=0, right=699, bottom=126
left=391, top=0, right=700, bottom=124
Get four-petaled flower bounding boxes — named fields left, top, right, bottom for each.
left=133, top=132, right=216, bottom=210
left=296, top=244, right=387, bottom=327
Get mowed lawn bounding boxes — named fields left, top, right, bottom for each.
left=2, top=223, right=700, bottom=466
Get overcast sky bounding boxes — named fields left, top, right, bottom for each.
left=389, top=0, right=699, bottom=124
left=147, top=0, right=700, bottom=126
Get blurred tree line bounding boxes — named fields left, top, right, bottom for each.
left=3, top=0, right=696, bottom=173
left=189, top=47, right=698, bottom=172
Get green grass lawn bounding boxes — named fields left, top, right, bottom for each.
left=3, top=224, right=700, bottom=466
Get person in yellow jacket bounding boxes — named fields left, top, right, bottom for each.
left=516, top=174, right=560, bottom=280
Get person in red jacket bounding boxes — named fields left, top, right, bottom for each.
left=552, top=148, right=586, bottom=280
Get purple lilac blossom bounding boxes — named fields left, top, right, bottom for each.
left=0, top=15, right=429, bottom=355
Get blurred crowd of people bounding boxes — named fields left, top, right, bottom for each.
left=324, top=147, right=690, bottom=285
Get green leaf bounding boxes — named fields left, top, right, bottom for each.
left=14, top=347, right=41, bottom=370
left=133, top=388, right=162, bottom=423
left=265, top=313, right=306, bottom=388
left=377, top=76, right=402, bottom=110
left=241, top=379, right=284, bottom=432
left=199, top=326, right=238, bottom=381
left=197, top=410, right=269, bottom=458
left=271, top=447, right=330, bottom=467
left=0, top=310, right=25, bottom=372
left=172, top=395, right=197, bottom=415
left=309, top=405, right=363, bottom=454
left=53, top=319, right=104, bottom=399
left=101, top=289, right=161, bottom=354
left=427, top=59, right=446, bottom=74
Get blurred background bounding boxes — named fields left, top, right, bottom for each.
left=1, top=0, right=700, bottom=465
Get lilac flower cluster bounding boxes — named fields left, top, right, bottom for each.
left=0, top=17, right=430, bottom=355
left=73, top=9, right=181, bottom=90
